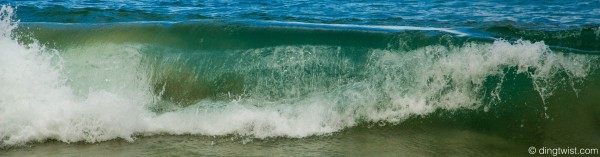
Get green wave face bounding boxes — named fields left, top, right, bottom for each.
left=2, top=20, right=600, bottom=147
left=483, top=26, right=600, bottom=52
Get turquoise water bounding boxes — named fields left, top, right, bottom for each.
left=1, top=1, right=599, bottom=156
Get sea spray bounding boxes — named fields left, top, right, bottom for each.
left=0, top=5, right=152, bottom=146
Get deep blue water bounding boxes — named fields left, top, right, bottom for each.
left=4, top=0, right=600, bottom=29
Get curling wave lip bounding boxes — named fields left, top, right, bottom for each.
left=237, top=20, right=470, bottom=37
left=22, top=19, right=469, bottom=37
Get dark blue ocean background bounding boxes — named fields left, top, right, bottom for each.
left=5, top=0, right=599, bottom=28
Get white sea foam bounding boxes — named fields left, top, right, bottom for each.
left=0, top=5, right=153, bottom=145
left=0, top=5, right=596, bottom=146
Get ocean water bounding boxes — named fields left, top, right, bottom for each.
left=1, top=1, right=599, bottom=156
